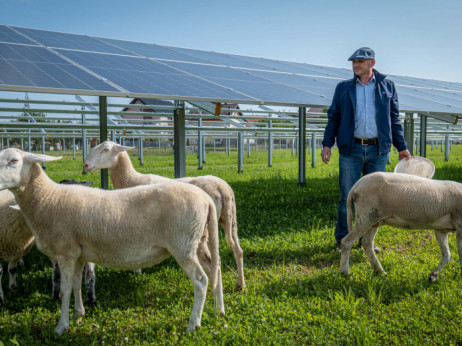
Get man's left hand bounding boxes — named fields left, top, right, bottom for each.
left=398, top=149, right=411, bottom=161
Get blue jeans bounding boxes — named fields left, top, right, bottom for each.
left=335, top=143, right=388, bottom=243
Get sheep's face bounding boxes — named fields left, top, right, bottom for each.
left=0, top=149, right=61, bottom=190
left=84, top=141, right=133, bottom=172
left=0, top=148, right=24, bottom=190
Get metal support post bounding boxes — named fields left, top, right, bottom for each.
left=99, top=96, right=109, bottom=189
left=41, top=136, right=46, bottom=170
left=445, top=135, right=450, bottom=161
left=403, top=113, right=414, bottom=156
left=73, top=138, right=76, bottom=160
left=298, top=107, right=306, bottom=186
left=237, top=133, right=244, bottom=173
left=311, top=133, right=317, bottom=168
left=198, top=119, right=203, bottom=170
left=227, top=138, right=230, bottom=156
left=291, top=138, right=295, bottom=156
left=173, top=100, right=186, bottom=178
left=81, top=105, right=88, bottom=174
left=247, top=138, right=250, bottom=157
left=139, top=137, right=144, bottom=166
left=419, top=114, right=427, bottom=157
left=268, top=119, right=273, bottom=167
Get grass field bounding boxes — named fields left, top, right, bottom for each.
left=1, top=144, right=462, bottom=345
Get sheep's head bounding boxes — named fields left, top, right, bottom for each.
left=84, top=140, right=133, bottom=173
left=0, top=148, right=61, bottom=190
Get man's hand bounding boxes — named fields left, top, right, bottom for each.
left=321, top=147, right=331, bottom=164
left=399, top=149, right=411, bottom=161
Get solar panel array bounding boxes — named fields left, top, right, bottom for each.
left=1, top=24, right=462, bottom=114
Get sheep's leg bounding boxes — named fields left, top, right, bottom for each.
left=0, top=264, right=4, bottom=306
left=222, top=216, right=245, bottom=289
left=455, top=227, right=462, bottom=278
left=361, top=226, right=386, bottom=275
left=197, top=241, right=225, bottom=315
left=175, top=255, right=208, bottom=333
left=8, top=261, right=18, bottom=291
left=55, top=259, right=76, bottom=336
left=83, top=263, right=97, bottom=306
left=51, top=259, right=61, bottom=301
left=429, top=231, right=450, bottom=282
left=72, top=261, right=85, bottom=318
left=340, top=220, right=373, bottom=276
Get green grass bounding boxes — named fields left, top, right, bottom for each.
left=1, top=145, right=462, bottom=345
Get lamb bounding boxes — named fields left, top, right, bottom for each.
left=0, top=148, right=224, bottom=335
left=0, top=180, right=97, bottom=307
left=83, top=140, right=245, bottom=289
left=339, top=171, right=462, bottom=281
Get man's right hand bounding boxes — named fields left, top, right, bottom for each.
left=321, top=147, right=331, bottom=164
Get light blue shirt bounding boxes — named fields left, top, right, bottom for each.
left=354, top=74, right=378, bottom=139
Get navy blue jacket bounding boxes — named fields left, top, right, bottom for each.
left=322, top=70, right=407, bottom=155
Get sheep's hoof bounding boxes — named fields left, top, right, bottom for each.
left=55, top=323, right=69, bottom=336
left=340, top=270, right=350, bottom=276
left=85, top=298, right=97, bottom=307
left=186, top=325, right=201, bottom=335
left=428, top=272, right=439, bottom=282
left=237, top=284, right=246, bottom=292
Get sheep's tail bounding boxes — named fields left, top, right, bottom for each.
left=347, top=189, right=354, bottom=233
left=207, top=201, right=220, bottom=290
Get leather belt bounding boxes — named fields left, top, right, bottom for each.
left=354, top=138, right=378, bottom=146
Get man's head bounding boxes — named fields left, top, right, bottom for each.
left=348, top=47, right=375, bottom=80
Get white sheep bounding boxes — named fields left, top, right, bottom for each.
left=0, top=189, right=33, bottom=306
left=0, top=148, right=224, bottom=335
left=0, top=181, right=97, bottom=307
left=84, top=140, right=245, bottom=289
left=339, top=171, right=462, bottom=281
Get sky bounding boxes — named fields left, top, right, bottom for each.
left=1, top=0, right=462, bottom=84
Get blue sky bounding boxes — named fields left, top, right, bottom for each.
left=1, top=0, right=462, bottom=83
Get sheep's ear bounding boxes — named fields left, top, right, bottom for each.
left=9, top=205, right=21, bottom=211
left=114, top=145, right=134, bottom=152
left=23, top=152, right=62, bottom=163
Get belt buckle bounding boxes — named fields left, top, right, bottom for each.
left=361, top=138, right=368, bottom=146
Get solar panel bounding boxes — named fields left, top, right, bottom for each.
left=56, top=49, right=255, bottom=101
left=164, top=61, right=330, bottom=105
left=99, top=38, right=209, bottom=64
left=245, top=70, right=336, bottom=98
left=13, top=27, right=132, bottom=55
left=0, top=26, right=37, bottom=45
left=0, top=43, right=119, bottom=92
left=0, top=24, right=462, bottom=111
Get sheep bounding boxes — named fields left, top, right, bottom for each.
left=0, top=189, right=33, bottom=306
left=0, top=148, right=224, bottom=335
left=339, top=171, right=462, bottom=281
left=0, top=180, right=97, bottom=307
left=83, top=140, right=245, bottom=289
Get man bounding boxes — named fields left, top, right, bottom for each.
left=321, top=47, right=411, bottom=252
